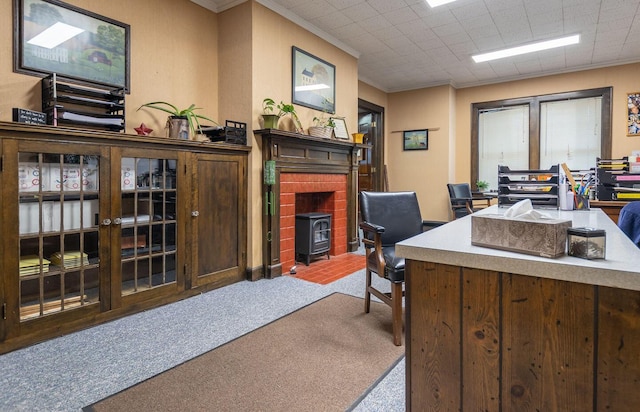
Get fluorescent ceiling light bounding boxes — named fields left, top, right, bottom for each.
left=27, top=22, right=84, bottom=49
left=295, top=84, right=330, bottom=92
left=426, top=0, right=456, bottom=7
left=472, top=35, right=580, bottom=63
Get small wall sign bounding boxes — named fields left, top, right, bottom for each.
left=12, top=108, right=47, bottom=125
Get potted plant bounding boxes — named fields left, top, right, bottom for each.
left=308, top=115, right=335, bottom=139
left=476, top=180, right=489, bottom=192
left=261, top=98, right=303, bottom=133
left=137, top=101, right=218, bottom=140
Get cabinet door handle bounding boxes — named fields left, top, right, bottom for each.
left=101, top=218, right=112, bottom=226
left=112, top=217, right=122, bottom=225
left=192, top=211, right=199, bottom=217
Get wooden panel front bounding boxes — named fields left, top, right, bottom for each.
left=462, top=267, right=500, bottom=411
left=192, top=153, right=246, bottom=288
left=406, top=261, right=461, bottom=410
left=597, top=286, right=640, bottom=410
left=502, top=275, right=594, bottom=411
left=406, top=261, right=640, bottom=411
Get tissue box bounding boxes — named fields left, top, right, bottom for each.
left=471, top=214, right=572, bottom=258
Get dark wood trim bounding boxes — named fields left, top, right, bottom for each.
left=471, top=87, right=612, bottom=187
left=245, top=265, right=263, bottom=282
left=358, top=99, right=385, bottom=192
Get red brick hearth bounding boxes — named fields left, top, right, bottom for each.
left=279, top=173, right=347, bottom=272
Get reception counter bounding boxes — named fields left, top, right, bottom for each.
left=396, top=206, right=640, bottom=411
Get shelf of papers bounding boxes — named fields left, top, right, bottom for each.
left=596, top=157, right=640, bottom=201
left=42, top=73, right=125, bottom=132
left=497, top=165, right=559, bottom=208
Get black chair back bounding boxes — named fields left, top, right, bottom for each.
left=359, top=191, right=423, bottom=247
left=447, top=183, right=473, bottom=218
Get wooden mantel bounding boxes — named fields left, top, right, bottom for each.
left=254, top=129, right=363, bottom=278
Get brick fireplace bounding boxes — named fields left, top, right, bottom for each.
left=256, top=129, right=361, bottom=279
left=280, top=173, right=347, bottom=271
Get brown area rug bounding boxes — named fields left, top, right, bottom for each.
left=84, top=293, right=404, bottom=412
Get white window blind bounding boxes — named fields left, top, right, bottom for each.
left=540, top=97, right=601, bottom=171
left=478, top=105, right=529, bottom=191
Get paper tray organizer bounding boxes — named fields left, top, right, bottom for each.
left=497, top=165, right=559, bottom=208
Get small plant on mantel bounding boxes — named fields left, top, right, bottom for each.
left=261, top=98, right=303, bottom=133
left=308, top=98, right=335, bottom=139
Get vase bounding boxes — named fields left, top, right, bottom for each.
left=262, top=114, right=279, bottom=129
left=166, top=116, right=189, bottom=139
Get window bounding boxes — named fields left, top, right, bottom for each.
left=471, top=87, right=612, bottom=191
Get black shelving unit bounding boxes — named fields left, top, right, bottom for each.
left=42, top=73, right=125, bottom=132
left=596, top=157, right=640, bottom=201
left=497, top=165, right=559, bottom=208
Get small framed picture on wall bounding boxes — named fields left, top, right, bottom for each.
left=628, top=92, right=640, bottom=135
left=403, top=129, right=428, bottom=150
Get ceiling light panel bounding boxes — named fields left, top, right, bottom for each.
left=472, top=35, right=581, bottom=63
left=426, top=0, right=457, bottom=7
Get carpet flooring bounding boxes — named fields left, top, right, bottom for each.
left=84, top=293, right=404, bottom=412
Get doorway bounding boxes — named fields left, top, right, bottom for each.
left=357, top=99, right=385, bottom=193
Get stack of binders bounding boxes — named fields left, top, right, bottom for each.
left=50, top=251, right=89, bottom=269
left=19, top=256, right=50, bottom=276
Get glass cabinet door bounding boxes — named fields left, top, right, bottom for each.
left=18, top=152, right=100, bottom=320
left=120, top=156, right=177, bottom=296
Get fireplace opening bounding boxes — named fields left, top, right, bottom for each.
left=295, top=213, right=331, bottom=266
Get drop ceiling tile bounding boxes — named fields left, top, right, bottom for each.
left=325, top=0, right=367, bottom=10
left=383, top=7, right=422, bottom=25
left=201, top=0, right=640, bottom=91
left=290, top=0, right=335, bottom=21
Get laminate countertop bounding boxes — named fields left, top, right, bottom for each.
left=396, top=205, right=640, bottom=291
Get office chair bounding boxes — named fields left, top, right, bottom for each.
left=447, top=183, right=490, bottom=219
left=618, top=201, right=640, bottom=248
left=359, top=191, right=441, bottom=346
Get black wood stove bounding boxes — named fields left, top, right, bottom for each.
left=295, top=212, right=331, bottom=266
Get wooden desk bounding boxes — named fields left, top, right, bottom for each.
left=590, top=200, right=628, bottom=223
left=397, top=207, right=640, bottom=411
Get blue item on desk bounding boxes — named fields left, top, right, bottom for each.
left=618, top=201, right=640, bottom=248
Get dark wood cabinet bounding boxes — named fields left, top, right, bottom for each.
left=0, top=122, right=249, bottom=353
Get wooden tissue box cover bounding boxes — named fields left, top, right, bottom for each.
left=471, top=214, right=572, bottom=258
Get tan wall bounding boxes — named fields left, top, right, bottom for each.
left=358, top=81, right=388, bottom=111
left=0, top=0, right=220, bottom=133
left=386, top=85, right=454, bottom=221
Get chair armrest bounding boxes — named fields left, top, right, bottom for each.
left=359, top=221, right=386, bottom=275
left=450, top=197, right=473, bottom=203
left=359, top=221, right=385, bottom=234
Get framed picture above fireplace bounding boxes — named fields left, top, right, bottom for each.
left=291, top=46, right=335, bottom=113
left=14, top=0, right=131, bottom=91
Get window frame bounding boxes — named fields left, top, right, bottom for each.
left=471, top=87, right=612, bottom=189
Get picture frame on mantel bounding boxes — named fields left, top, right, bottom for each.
left=14, top=0, right=131, bottom=91
left=331, top=117, right=349, bottom=140
left=291, top=46, right=335, bottom=113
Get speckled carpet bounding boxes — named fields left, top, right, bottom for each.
left=84, top=293, right=404, bottom=412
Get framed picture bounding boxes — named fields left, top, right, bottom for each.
left=292, top=46, right=335, bottom=113
left=331, top=117, right=348, bottom=140
left=628, top=92, right=640, bottom=135
left=403, top=129, right=428, bottom=151
left=14, top=0, right=130, bottom=91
